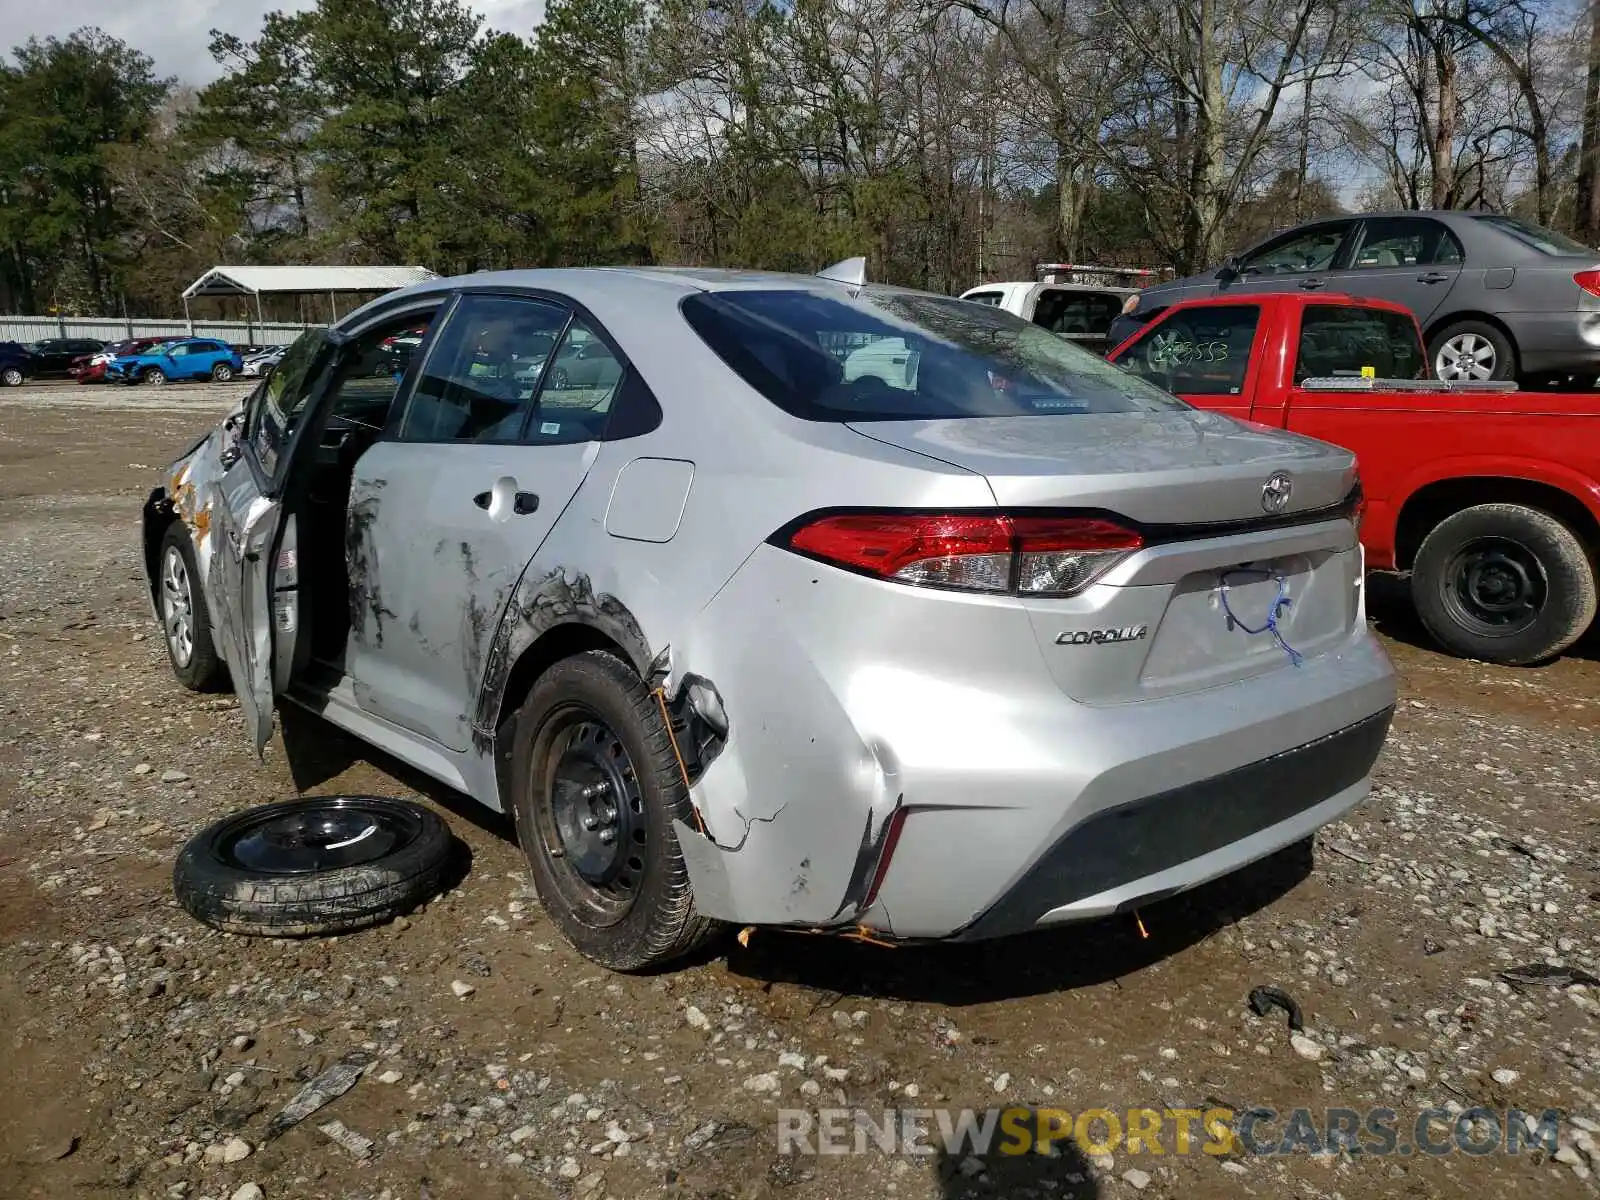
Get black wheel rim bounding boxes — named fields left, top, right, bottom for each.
left=216, top=797, right=423, bottom=875
left=1440, top=536, right=1547, bottom=637
left=533, top=705, right=647, bottom=926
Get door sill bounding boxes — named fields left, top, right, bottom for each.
left=282, top=673, right=474, bottom=797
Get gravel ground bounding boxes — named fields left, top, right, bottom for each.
left=2, top=385, right=1599, bottom=1200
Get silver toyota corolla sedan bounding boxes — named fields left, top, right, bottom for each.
left=140, top=261, right=1397, bottom=969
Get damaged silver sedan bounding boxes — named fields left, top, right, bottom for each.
left=140, top=262, right=1397, bottom=969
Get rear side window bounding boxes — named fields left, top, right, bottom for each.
left=680, top=288, right=1187, bottom=422
left=964, top=291, right=1004, bottom=306
left=400, top=294, right=573, bottom=443
left=1351, top=218, right=1463, bottom=268
left=1116, top=304, right=1260, bottom=396
left=1295, top=305, right=1426, bottom=382
left=1031, top=289, right=1124, bottom=337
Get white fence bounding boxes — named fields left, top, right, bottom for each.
left=0, top=315, right=317, bottom=345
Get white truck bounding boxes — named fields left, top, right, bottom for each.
left=958, top=264, right=1167, bottom=355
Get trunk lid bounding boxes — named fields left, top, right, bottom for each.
left=846, top=410, right=1355, bottom=522
left=847, top=410, right=1363, bottom=703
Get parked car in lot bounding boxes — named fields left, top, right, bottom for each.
left=140, top=263, right=1395, bottom=970
left=961, top=278, right=1138, bottom=355
left=107, top=338, right=243, bottom=385
left=1109, top=212, right=1600, bottom=387
left=1108, top=290, right=1600, bottom=664
left=25, top=336, right=105, bottom=378
left=0, top=340, right=34, bottom=386
left=73, top=336, right=172, bottom=383
left=240, top=345, right=287, bottom=378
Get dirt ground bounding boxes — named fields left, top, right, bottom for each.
left=2, top=380, right=1599, bottom=1200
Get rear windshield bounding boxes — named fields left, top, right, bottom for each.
left=1295, top=305, right=1426, bottom=382
left=1476, top=215, right=1594, bottom=257
left=1031, top=289, right=1125, bottom=337
left=679, top=288, right=1190, bottom=422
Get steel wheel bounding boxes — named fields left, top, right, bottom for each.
left=213, top=796, right=426, bottom=876
left=1439, top=535, right=1546, bottom=638
left=161, top=544, right=196, bottom=667
left=534, top=705, right=648, bottom=926
left=1434, top=332, right=1496, bottom=381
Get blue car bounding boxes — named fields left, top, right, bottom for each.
left=108, top=338, right=243, bottom=386
left=0, top=341, right=34, bottom=387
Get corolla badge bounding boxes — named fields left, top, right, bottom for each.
left=1056, top=625, right=1148, bottom=646
left=1261, top=471, right=1293, bottom=514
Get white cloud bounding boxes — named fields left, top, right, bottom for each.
left=0, top=0, right=546, bottom=85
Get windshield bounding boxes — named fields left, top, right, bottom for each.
left=1477, top=215, right=1595, bottom=257
left=680, top=287, right=1190, bottom=422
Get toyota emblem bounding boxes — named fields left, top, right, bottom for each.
left=1261, top=472, right=1293, bottom=514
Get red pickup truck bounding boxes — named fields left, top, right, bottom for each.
left=1106, top=292, right=1600, bottom=665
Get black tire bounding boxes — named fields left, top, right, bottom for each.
left=142, top=367, right=167, bottom=386
left=1428, top=320, right=1516, bottom=383
left=0, top=366, right=23, bottom=387
left=1411, top=503, right=1597, bottom=665
left=510, top=650, right=721, bottom=970
left=211, top=362, right=234, bottom=382
left=157, top=521, right=226, bottom=691
left=174, top=796, right=453, bottom=937
left=550, top=367, right=569, bottom=389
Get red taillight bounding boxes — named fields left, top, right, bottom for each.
left=862, top=806, right=909, bottom=910
left=784, top=512, right=1143, bottom=597
left=1575, top=269, right=1600, bottom=298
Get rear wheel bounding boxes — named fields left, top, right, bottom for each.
left=158, top=521, right=225, bottom=690
left=142, top=367, right=167, bottom=387
left=211, top=363, right=234, bottom=382
left=1411, top=503, right=1596, bottom=664
left=509, top=651, right=720, bottom=970
left=1428, top=321, right=1516, bottom=383
left=0, top=366, right=23, bottom=387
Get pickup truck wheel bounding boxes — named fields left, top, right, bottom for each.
left=1411, top=503, right=1596, bottom=665
left=158, top=521, right=226, bottom=691
left=1429, top=321, right=1516, bottom=382
left=509, top=650, right=722, bottom=971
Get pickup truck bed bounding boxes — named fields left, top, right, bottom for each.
left=1106, top=291, right=1600, bottom=665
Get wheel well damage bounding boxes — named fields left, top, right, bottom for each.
left=477, top=568, right=731, bottom=813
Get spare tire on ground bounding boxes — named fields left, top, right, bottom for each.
left=173, top=796, right=454, bottom=937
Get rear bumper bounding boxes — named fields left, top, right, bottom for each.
left=670, top=543, right=1397, bottom=939
left=1498, top=310, right=1600, bottom=376
left=952, top=707, right=1391, bottom=939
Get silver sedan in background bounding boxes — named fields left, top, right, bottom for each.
left=1109, top=211, right=1600, bottom=386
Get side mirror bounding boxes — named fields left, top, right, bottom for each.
left=1216, top=256, right=1240, bottom=283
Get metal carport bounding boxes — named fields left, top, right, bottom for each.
left=182, top=265, right=439, bottom=330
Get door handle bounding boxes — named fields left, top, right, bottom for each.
left=1417, top=272, right=1451, bottom=284
left=1298, top=278, right=1326, bottom=290
left=473, top=490, right=539, bottom=515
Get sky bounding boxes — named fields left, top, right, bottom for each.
left=0, top=0, right=548, bottom=84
